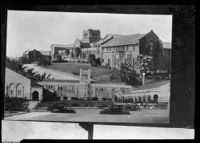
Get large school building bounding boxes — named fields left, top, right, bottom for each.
left=50, top=29, right=171, bottom=71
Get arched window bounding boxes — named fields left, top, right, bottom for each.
left=153, top=94, right=158, bottom=103
left=16, top=83, right=23, bottom=98
left=9, top=83, right=16, bottom=97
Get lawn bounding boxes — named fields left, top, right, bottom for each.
left=44, top=63, right=111, bottom=83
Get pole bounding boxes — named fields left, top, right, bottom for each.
left=142, top=73, right=145, bottom=85
left=79, top=123, right=94, bottom=140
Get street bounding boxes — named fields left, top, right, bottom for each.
left=5, top=108, right=169, bottom=124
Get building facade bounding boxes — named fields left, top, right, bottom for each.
left=115, top=80, right=170, bottom=103
left=38, top=80, right=132, bottom=101
left=5, top=67, right=43, bottom=102
left=37, top=69, right=132, bottom=101
left=101, top=30, right=163, bottom=68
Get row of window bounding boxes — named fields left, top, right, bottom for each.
left=47, top=85, right=119, bottom=93
left=103, top=46, right=135, bottom=52
left=47, top=85, right=76, bottom=91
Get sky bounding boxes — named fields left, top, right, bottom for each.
left=6, top=10, right=172, bottom=57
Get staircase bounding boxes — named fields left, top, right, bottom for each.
left=28, top=101, right=39, bottom=110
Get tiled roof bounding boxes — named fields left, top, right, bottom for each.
left=163, top=42, right=171, bottom=49
left=31, top=80, right=43, bottom=88
left=102, top=33, right=146, bottom=47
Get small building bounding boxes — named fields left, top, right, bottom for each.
left=5, top=67, right=43, bottom=102
left=37, top=69, right=132, bottom=101
left=50, top=43, right=74, bottom=61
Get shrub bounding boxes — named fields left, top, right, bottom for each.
left=71, top=103, right=79, bottom=107
left=91, top=97, right=98, bottom=101
left=5, top=97, right=29, bottom=111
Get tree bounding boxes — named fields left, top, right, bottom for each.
left=34, top=72, right=51, bottom=81
left=88, top=54, right=96, bottom=66
left=28, top=50, right=42, bottom=63
left=38, top=57, right=51, bottom=66
left=74, top=47, right=81, bottom=58
left=20, top=56, right=30, bottom=64
left=66, top=49, right=70, bottom=56
left=134, top=55, right=153, bottom=74
left=56, top=55, right=62, bottom=62
left=120, top=63, right=142, bottom=86
left=109, top=63, right=142, bottom=86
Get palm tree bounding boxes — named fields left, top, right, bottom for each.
left=34, top=72, right=51, bottom=81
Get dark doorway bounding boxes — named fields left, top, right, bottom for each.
left=32, top=91, right=39, bottom=101
left=153, top=94, right=158, bottom=103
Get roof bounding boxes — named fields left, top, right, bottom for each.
left=6, top=67, right=31, bottom=82
left=91, top=38, right=102, bottom=44
left=40, top=79, right=80, bottom=83
left=6, top=67, right=43, bottom=88
left=23, top=50, right=30, bottom=55
left=40, top=51, right=51, bottom=56
left=130, top=80, right=170, bottom=91
left=51, top=43, right=74, bottom=49
left=31, top=80, right=43, bottom=88
left=163, top=42, right=171, bottom=49
left=102, top=33, right=146, bottom=47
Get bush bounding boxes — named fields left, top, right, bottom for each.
left=5, top=97, right=29, bottom=111
left=71, top=103, right=79, bottom=107
left=91, top=97, right=98, bottom=101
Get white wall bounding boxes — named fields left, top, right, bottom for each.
left=5, top=68, right=31, bottom=99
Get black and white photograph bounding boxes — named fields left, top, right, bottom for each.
left=1, top=5, right=195, bottom=140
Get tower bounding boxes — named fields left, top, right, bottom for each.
left=82, top=29, right=101, bottom=43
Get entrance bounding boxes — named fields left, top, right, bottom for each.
left=32, top=91, right=39, bottom=101
left=153, top=94, right=158, bottom=103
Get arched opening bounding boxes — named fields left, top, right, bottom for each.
left=138, top=97, right=142, bottom=103
left=153, top=94, right=158, bottom=103
left=16, top=83, right=23, bottom=98
left=9, top=83, right=16, bottom=97
left=32, top=91, right=39, bottom=101
left=148, top=95, right=151, bottom=102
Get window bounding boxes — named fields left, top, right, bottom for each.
left=60, top=87, right=63, bottom=90
left=18, top=90, right=21, bottom=95
left=102, top=59, right=104, bottom=63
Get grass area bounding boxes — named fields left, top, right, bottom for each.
left=45, top=63, right=111, bottom=83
